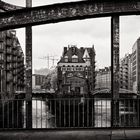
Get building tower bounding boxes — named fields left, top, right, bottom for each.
left=0, top=30, right=25, bottom=99
left=120, top=54, right=133, bottom=90
left=57, top=45, right=96, bottom=95
left=132, top=37, right=140, bottom=93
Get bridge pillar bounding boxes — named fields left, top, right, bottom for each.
left=25, top=0, right=32, bottom=129
left=111, top=16, right=120, bottom=127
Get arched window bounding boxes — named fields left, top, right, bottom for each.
left=72, top=55, right=78, bottom=62
left=64, top=55, right=68, bottom=62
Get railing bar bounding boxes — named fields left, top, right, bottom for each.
left=110, top=99, right=111, bottom=127
left=36, top=99, right=37, bottom=128
left=12, top=100, right=14, bottom=128
left=97, top=101, right=100, bottom=127
left=69, top=99, right=70, bottom=127
left=137, top=99, right=139, bottom=127
left=59, top=100, right=61, bottom=127
left=106, top=98, right=107, bottom=127
left=87, top=98, right=89, bottom=127
left=64, top=100, right=66, bottom=127
left=124, top=99, right=126, bottom=127
left=133, top=99, right=134, bottom=126
left=73, top=99, right=75, bottom=127
left=7, top=102, right=9, bottom=128
left=50, top=99, right=52, bottom=128
left=2, top=102, right=4, bottom=128
left=78, top=100, right=79, bottom=127
left=129, top=99, right=131, bottom=126
left=96, top=98, right=98, bottom=127
left=92, top=98, right=94, bottom=127
left=122, top=99, right=124, bottom=127
left=101, top=99, right=103, bottom=127
left=21, top=100, right=24, bottom=128
left=55, top=99, right=56, bottom=128
left=119, top=99, right=121, bottom=127
left=41, top=99, right=42, bottom=128
left=25, top=100, right=26, bottom=128
left=46, top=99, right=48, bottom=128
left=17, top=100, right=19, bottom=128
left=128, top=99, right=130, bottom=126
left=82, top=99, right=85, bottom=127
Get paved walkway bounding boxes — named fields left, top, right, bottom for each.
left=0, top=129, right=140, bottom=140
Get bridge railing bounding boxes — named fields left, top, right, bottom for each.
left=0, top=97, right=139, bottom=129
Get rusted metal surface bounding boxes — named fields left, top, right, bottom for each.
left=25, top=27, right=32, bottom=100
left=111, top=16, right=119, bottom=100
left=111, top=16, right=120, bottom=127
left=25, top=0, right=32, bottom=129
left=0, top=0, right=24, bottom=11
left=0, top=0, right=140, bottom=30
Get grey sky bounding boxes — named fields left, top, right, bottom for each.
left=3, top=1, right=140, bottom=70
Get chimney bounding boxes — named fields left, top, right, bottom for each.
left=63, top=47, right=67, bottom=54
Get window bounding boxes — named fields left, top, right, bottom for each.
left=0, top=53, right=3, bottom=60
left=0, top=43, right=4, bottom=50
left=72, top=55, right=78, bottom=62
left=64, top=55, right=68, bottom=62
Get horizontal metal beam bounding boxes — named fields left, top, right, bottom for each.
left=0, top=0, right=140, bottom=30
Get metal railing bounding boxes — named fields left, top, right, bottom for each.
left=0, top=97, right=140, bottom=129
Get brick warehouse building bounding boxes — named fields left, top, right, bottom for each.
left=0, top=30, right=24, bottom=99
left=57, top=45, right=96, bottom=95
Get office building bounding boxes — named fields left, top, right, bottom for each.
left=0, top=30, right=25, bottom=99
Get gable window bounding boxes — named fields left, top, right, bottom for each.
left=64, top=55, right=68, bottom=62
left=72, top=55, right=78, bottom=62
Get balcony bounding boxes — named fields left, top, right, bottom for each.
left=6, top=48, right=12, bottom=54
left=0, top=48, right=4, bottom=53
left=6, top=40, right=12, bottom=46
left=6, top=31, right=12, bottom=38
left=6, top=56, right=12, bottom=63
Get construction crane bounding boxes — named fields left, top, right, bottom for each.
left=51, top=56, right=59, bottom=68
left=39, top=54, right=59, bottom=69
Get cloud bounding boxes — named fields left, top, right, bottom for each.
left=3, top=1, right=140, bottom=69
left=3, top=0, right=82, bottom=7
left=120, top=16, right=140, bottom=57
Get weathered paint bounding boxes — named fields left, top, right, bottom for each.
left=112, top=16, right=120, bottom=100
left=25, top=26, right=32, bottom=101
left=111, top=16, right=120, bottom=127
left=0, top=0, right=140, bottom=30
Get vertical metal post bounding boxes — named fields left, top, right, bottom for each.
left=111, top=16, right=120, bottom=127
left=26, top=0, right=32, bottom=129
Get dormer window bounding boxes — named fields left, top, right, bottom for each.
left=64, top=55, right=68, bottom=62
left=72, top=55, right=78, bottom=62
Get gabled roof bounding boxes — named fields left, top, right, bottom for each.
left=83, top=48, right=90, bottom=58
left=58, top=46, right=95, bottom=63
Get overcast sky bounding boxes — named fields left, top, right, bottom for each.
left=3, top=0, right=140, bottom=70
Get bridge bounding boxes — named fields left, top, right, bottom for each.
left=0, top=0, right=140, bottom=137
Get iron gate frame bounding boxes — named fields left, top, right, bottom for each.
left=0, top=0, right=140, bottom=129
